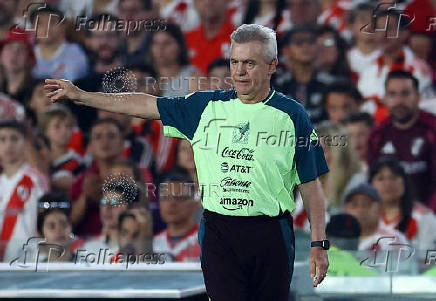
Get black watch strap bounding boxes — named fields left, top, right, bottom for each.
left=311, top=240, right=330, bottom=250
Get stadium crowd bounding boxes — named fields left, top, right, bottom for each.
left=0, top=0, right=436, bottom=273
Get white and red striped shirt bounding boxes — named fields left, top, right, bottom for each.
left=0, top=163, right=49, bottom=262
left=359, top=226, right=408, bottom=251
left=153, top=224, right=200, bottom=262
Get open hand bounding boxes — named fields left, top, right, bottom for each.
left=44, top=79, right=82, bottom=102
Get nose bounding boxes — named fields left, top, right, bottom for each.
left=235, top=62, right=247, bottom=76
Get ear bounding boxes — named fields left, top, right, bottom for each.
left=268, top=58, right=278, bottom=75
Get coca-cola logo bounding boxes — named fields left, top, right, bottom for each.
left=220, top=177, right=251, bottom=188
left=221, top=147, right=254, bottom=161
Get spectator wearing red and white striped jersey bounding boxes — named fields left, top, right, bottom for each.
left=346, top=3, right=380, bottom=83
left=0, top=120, right=49, bottom=262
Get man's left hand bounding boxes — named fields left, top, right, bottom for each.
left=309, top=247, right=329, bottom=287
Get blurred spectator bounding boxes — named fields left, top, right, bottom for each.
left=97, top=110, right=154, bottom=170
left=127, top=64, right=179, bottom=176
left=342, top=183, right=408, bottom=251
left=117, top=208, right=153, bottom=257
left=316, top=121, right=361, bottom=212
left=31, top=5, right=89, bottom=82
left=357, top=10, right=433, bottom=122
left=74, top=13, right=124, bottom=133
left=59, top=0, right=120, bottom=19
left=154, top=168, right=201, bottom=262
left=158, top=0, right=200, bottom=32
left=118, top=0, right=159, bottom=67
left=0, top=120, right=49, bottom=262
left=323, top=81, right=361, bottom=122
left=0, top=0, right=18, bottom=38
left=346, top=3, right=380, bottom=80
left=0, top=93, right=25, bottom=122
left=367, top=71, right=436, bottom=211
left=369, top=157, right=436, bottom=251
left=185, top=0, right=235, bottom=74
left=81, top=182, right=130, bottom=258
left=174, top=139, right=197, bottom=185
left=150, top=23, right=202, bottom=97
left=326, top=213, right=378, bottom=276
left=207, top=58, right=232, bottom=90
left=28, top=80, right=85, bottom=156
left=315, top=25, right=351, bottom=82
left=318, top=0, right=351, bottom=35
left=273, top=26, right=327, bottom=124
left=0, top=27, right=37, bottom=106
left=36, top=192, right=84, bottom=262
left=342, top=112, right=374, bottom=171
left=71, top=119, right=125, bottom=236
left=233, top=0, right=291, bottom=35
left=408, top=32, right=433, bottom=64
left=31, top=132, right=52, bottom=175
left=38, top=105, right=86, bottom=192
left=288, top=0, right=320, bottom=26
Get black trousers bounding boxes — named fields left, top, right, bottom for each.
left=198, top=209, right=295, bottom=301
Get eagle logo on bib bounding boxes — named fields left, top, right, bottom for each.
left=232, top=122, right=250, bottom=144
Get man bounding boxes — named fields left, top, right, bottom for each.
left=0, top=120, right=49, bottom=261
left=357, top=9, right=433, bottom=122
left=153, top=168, right=201, bottom=262
left=323, top=81, right=362, bottom=123
left=367, top=70, right=436, bottom=212
left=70, top=119, right=125, bottom=236
left=273, top=25, right=328, bottom=125
left=45, top=24, right=329, bottom=300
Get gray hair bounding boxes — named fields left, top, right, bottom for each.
left=230, top=24, right=278, bottom=63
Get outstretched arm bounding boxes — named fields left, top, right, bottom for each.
left=44, top=79, right=160, bottom=120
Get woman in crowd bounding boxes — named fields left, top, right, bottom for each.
left=149, top=23, right=202, bottom=97
left=369, top=156, right=436, bottom=252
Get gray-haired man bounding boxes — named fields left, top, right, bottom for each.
left=45, top=24, right=329, bottom=301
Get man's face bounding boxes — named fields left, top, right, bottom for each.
left=1, top=41, right=29, bottom=73
left=344, top=121, right=371, bottom=162
left=230, top=41, right=277, bottom=101
left=90, top=123, right=124, bottom=161
left=375, top=15, right=407, bottom=52
left=0, top=128, right=25, bottom=164
left=90, top=31, right=121, bottom=63
left=325, top=92, right=357, bottom=122
left=344, top=194, right=380, bottom=233
left=384, top=78, right=419, bottom=124
left=283, top=32, right=316, bottom=64
left=159, top=181, right=198, bottom=224
left=194, top=0, right=228, bottom=23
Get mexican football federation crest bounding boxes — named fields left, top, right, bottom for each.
left=232, top=122, right=250, bottom=144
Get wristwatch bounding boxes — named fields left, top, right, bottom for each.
left=311, top=240, right=330, bottom=250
